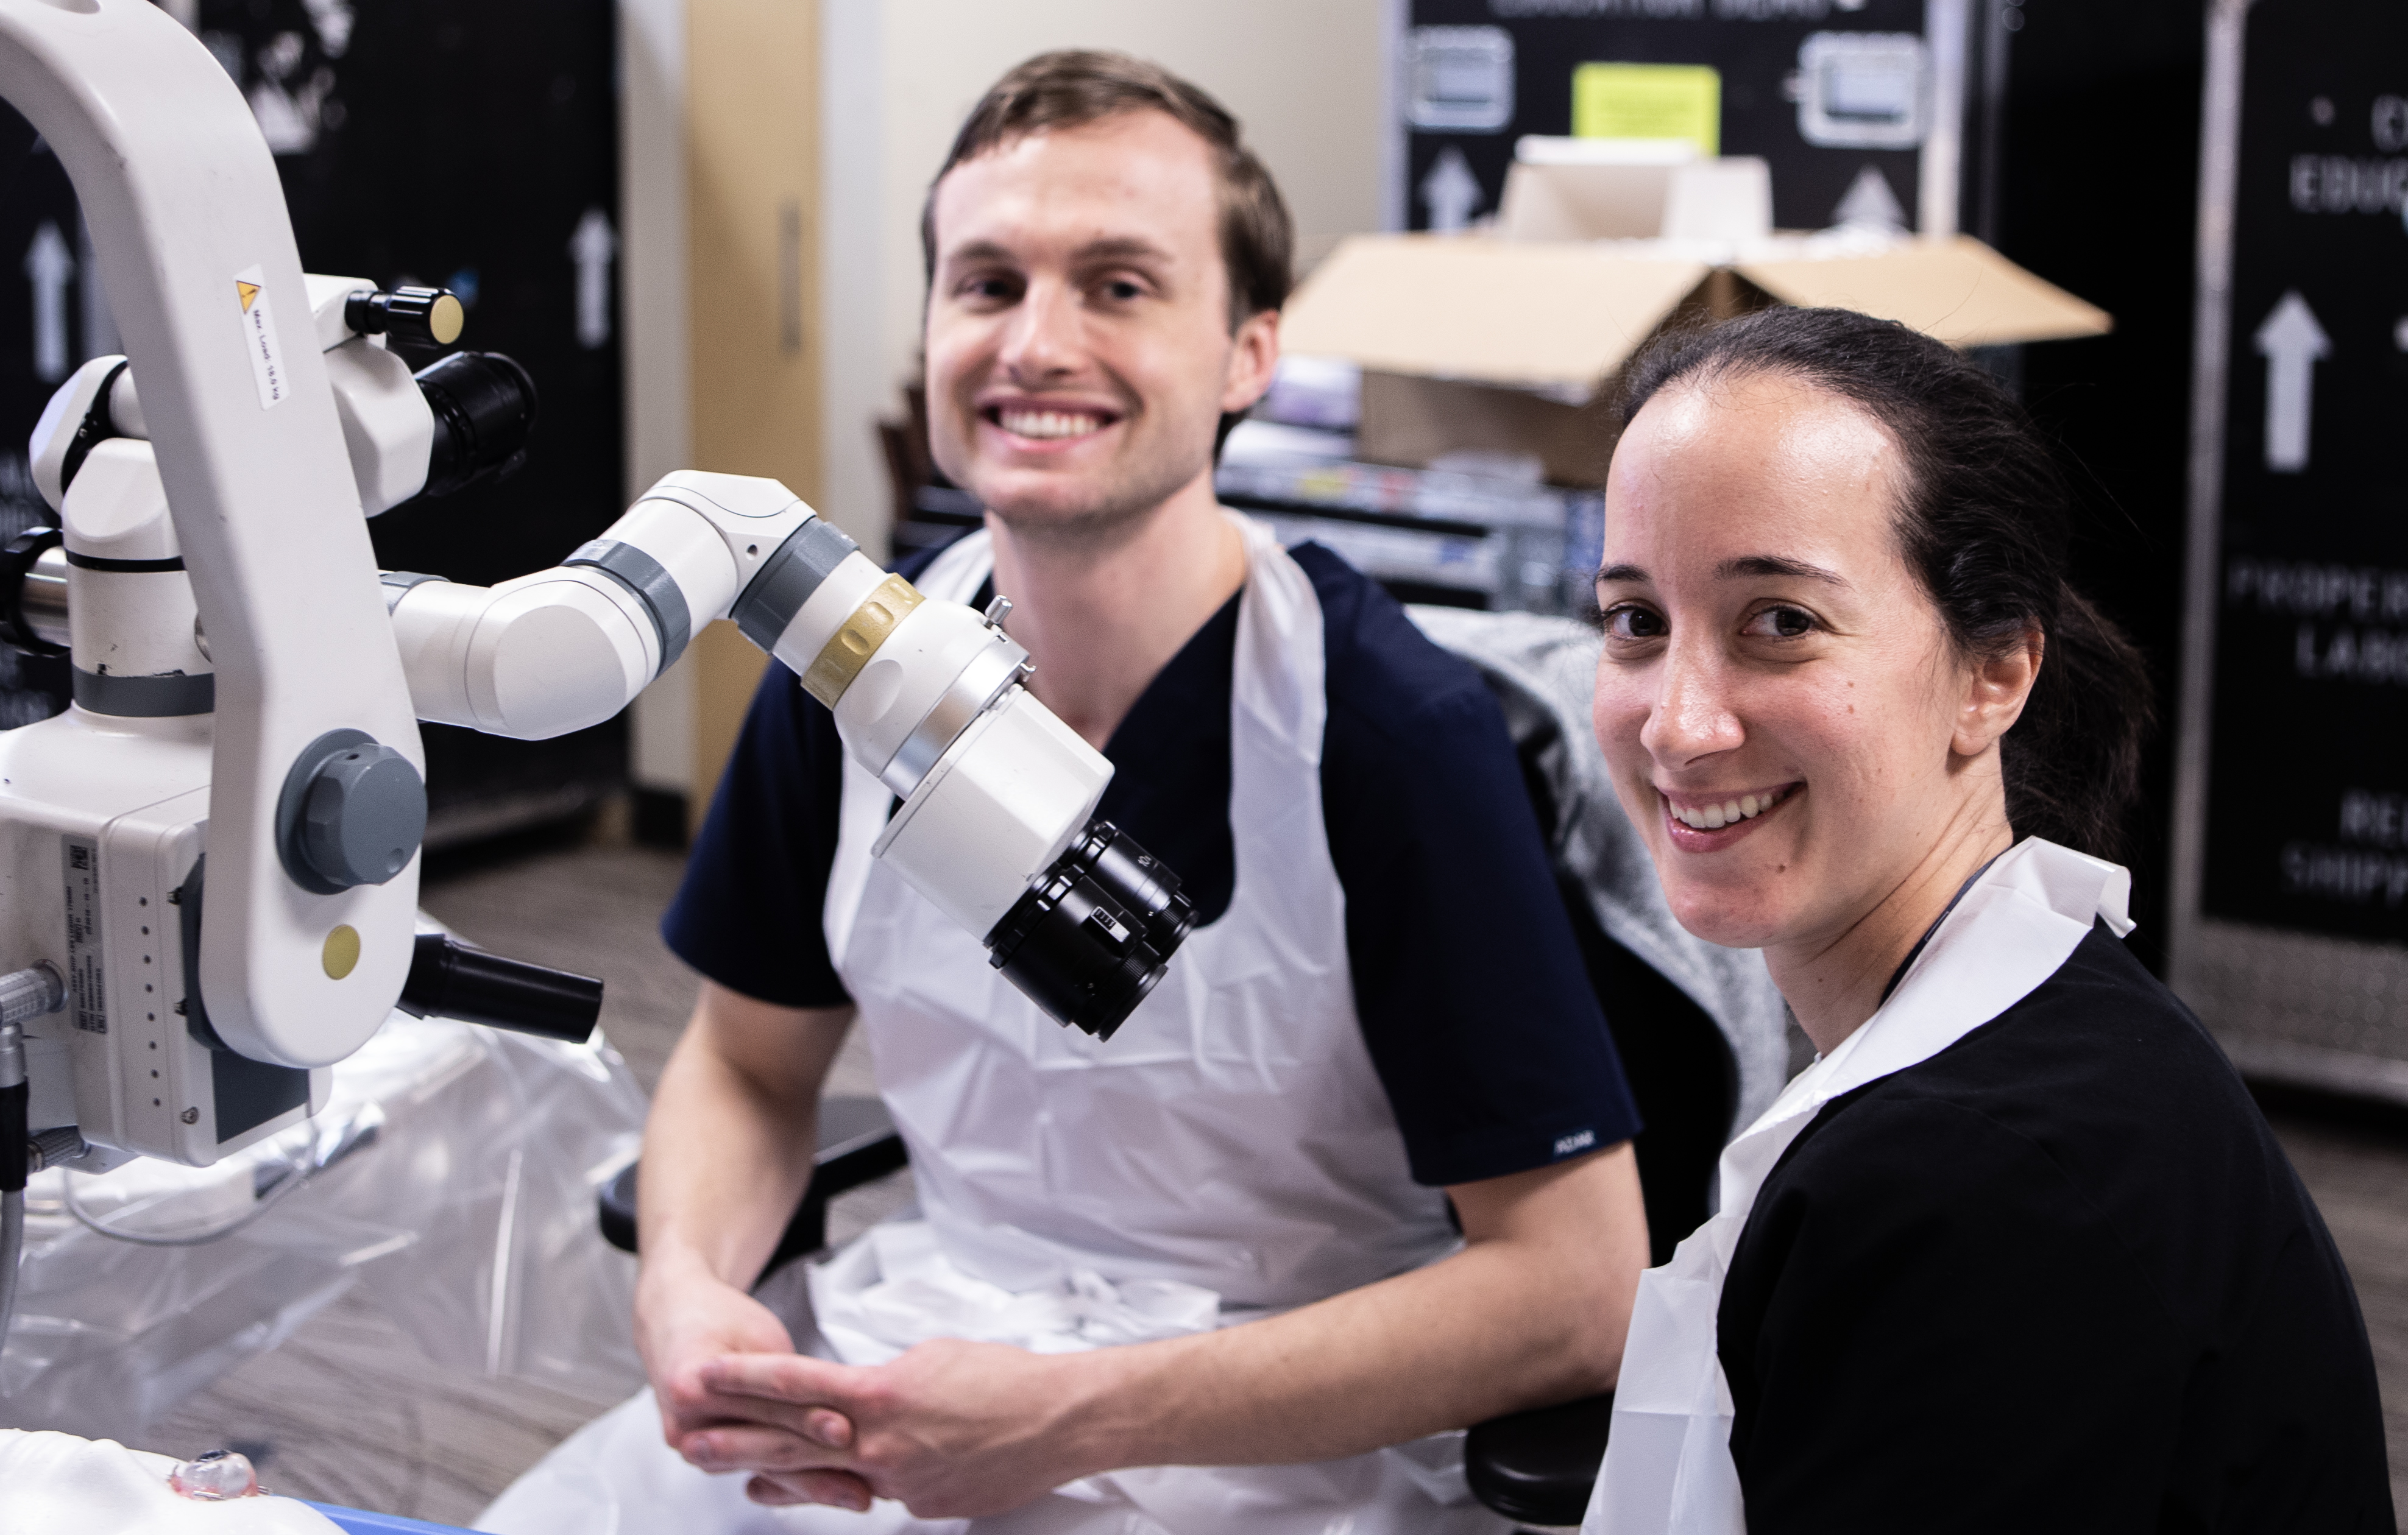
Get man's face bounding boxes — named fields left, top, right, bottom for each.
left=924, top=111, right=1277, bottom=540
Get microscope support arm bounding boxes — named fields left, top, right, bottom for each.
left=385, top=471, right=1193, bottom=1039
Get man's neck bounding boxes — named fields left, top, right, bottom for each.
left=985, top=467, right=1247, bottom=749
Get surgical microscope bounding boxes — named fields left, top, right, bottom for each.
left=0, top=0, right=1192, bottom=1360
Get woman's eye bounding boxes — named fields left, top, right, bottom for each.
left=1604, top=605, right=1668, bottom=641
left=1741, top=605, right=1816, bottom=640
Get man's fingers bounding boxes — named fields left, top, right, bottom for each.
left=681, top=1422, right=851, bottom=1475
left=748, top=1469, right=873, bottom=1512
left=701, top=1350, right=854, bottom=1406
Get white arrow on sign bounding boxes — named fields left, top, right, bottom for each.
left=2254, top=289, right=2330, bottom=473
left=568, top=208, right=617, bottom=350
left=1420, top=146, right=1482, bottom=235
left=23, top=221, right=71, bottom=383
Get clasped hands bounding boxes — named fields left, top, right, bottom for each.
left=659, top=1330, right=1105, bottom=1518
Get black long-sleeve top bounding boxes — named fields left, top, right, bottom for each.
left=1719, top=927, right=2393, bottom=1532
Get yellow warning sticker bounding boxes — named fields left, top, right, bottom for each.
left=232, top=264, right=287, bottom=409
left=1573, top=63, right=1721, bottom=157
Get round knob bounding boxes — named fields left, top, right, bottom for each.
left=344, top=286, right=466, bottom=348
left=277, top=730, right=428, bottom=894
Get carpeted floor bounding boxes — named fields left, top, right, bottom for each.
left=51, top=821, right=2408, bottom=1526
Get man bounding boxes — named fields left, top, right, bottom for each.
left=487, top=51, right=1649, bottom=1535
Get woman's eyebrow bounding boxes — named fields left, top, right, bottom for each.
left=1597, top=563, right=1649, bottom=584
left=1718, top=554, right=1847, bottom=586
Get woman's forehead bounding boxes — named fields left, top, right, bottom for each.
left=1603, top=369, right=1901, bottom=569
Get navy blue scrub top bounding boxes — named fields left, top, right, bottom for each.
left=665, top=537, right=1640, bottom=1188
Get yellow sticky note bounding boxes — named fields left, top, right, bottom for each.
left=1572, top=63, right=1721, bottom=156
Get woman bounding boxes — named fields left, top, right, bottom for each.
left=1581, top=308, right=2391, bottom=1533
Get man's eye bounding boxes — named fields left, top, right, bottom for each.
left=1604, top=605, right=1667, bottom=641
left=1100, top=279, right=1143, bottom=302
left=1741, top=605, right=1816, bottom=640
left=964, top=276, right=1020, bottom=302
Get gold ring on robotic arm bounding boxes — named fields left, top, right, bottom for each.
left=801, top=573, right=924, bottom=708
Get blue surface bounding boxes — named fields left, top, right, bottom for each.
left=303, top=1501, right=483, bottom=1534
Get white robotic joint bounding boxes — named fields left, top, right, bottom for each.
left=564, top=538, right=692, bottom=672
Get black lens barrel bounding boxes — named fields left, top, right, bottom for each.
left=397, top=932, right=601, bottom=1043
left=983, top=820, right=1196, bottom=1040
left=416, top=350, right=537, bottom=498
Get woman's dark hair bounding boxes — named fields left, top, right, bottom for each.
left=1618, top=306, right=2151, bottom=859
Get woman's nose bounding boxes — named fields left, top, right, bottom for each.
left=1641, top=640, right=1744, bottom=766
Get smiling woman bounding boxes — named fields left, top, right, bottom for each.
left=1583, top=309, right=2392, bottom=1534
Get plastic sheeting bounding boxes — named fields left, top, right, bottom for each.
left=0, top=1011, right=647, bottom=1436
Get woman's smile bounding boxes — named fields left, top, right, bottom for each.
left=1659, top=782, right=1802, bottom=850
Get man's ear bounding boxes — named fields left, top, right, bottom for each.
left=1953, top=626, right=2043, bottom=758
left=1220, top=308, right=1281, bottom=415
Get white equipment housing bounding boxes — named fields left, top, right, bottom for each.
left=0, top=0, right=1195, bottom=1191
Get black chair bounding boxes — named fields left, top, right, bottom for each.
left=598, top=1094, right=908, bottom=1282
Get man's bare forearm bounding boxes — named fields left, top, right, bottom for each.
left=1051, top=1143, right=1648, bottom=1473
left=638, top=983, right=855, bottom=1294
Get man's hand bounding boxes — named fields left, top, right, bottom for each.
left=679, top=1340, right=1095, bottom=1519
left=636, top=1254, right=798, bottom=1443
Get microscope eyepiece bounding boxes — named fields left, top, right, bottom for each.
left=345, top=285, right=466, bottom=348
left=416, top=350, right=537, bottom=498
left=983, top=820, right=1196, bottom=1041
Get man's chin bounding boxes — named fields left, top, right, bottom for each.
left=971, top=471, right=1186, bottom=544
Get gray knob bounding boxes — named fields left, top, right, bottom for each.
left=277, top=730, right=428, bottom=894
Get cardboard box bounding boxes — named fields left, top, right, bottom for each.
left=1281, top=232, right=2110, bottom=487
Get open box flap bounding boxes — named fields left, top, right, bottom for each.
left=1733, top=235, right=2111, bottom=347
left=1282, top=235, right=1712, bottom=394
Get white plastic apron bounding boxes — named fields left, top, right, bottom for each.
left=806, top=516, right=1495, bottom=1533
left=1584, top=838, right=2133, bottom=1535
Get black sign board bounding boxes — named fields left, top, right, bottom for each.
left=0, top=0, right=625, bottom=830
left=2197, top=0, right=2408, bottom=944
left=1400, top=0, right=1986, bottom=237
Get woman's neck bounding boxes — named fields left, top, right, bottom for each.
left=1768, top=801, right=2016, bottom=1057
left=985, top=468, right=1246, bottom=750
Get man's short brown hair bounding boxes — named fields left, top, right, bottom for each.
left=921, top=50, right=1295, bottom=325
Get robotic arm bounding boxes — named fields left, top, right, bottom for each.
left=26, top=322, right=1195, bottom=1045
left=381, top=475, right=1195, bottom=1040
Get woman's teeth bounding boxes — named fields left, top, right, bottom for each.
left=998, top=409, right=1103, bottom=440
left=1668, top=785, right=1793, bottom=831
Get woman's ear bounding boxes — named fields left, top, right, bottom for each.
left=1953, top=626, right=2043, bottom=758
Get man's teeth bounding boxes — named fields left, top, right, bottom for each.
left=998, top=409, right=1104, bottom=440
left=1668, top=786, right=1791, bottom=830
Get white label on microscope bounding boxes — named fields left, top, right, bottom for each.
left=233, top=263, right=288, bottom=409
left=62, top=836, right=104, bottom=1033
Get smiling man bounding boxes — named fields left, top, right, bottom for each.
left=484, top=51, right=1650, bottom=1535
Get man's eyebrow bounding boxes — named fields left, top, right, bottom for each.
left=1072, top=235, right=1176, bottom=266
left=941, top=239, right=1018, bottom=267
left=1717, top=555, right=1847, bottom=585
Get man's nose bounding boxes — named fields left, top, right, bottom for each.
left=1641, top=637, right=1744, bottom=767
left=998, top=280, right=1081, bottom=383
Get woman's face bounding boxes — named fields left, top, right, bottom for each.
left=1591, top=369, right=1994, bottom=955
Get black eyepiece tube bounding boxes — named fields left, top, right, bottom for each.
left=398, top=933, right=601, bottom=1043
left=416, top=350, right=538, bottom=498
left=983, top=820, right=1196, bottom=1041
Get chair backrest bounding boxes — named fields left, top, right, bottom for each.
left=1412, top=605, right=1791, bottom=1257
